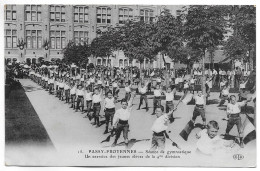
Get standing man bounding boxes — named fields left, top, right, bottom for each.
left=111, top=92, right=136, bottom=147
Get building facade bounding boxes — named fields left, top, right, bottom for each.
left=4, top=4, right=183, bottom=68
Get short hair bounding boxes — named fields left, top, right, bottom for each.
left=121, top=99, right=128, bottom=104
left=230, top=95, right=236, bottom=99
left=156, top=105, right=164, bottom=112
left=207, top=120, right=219, bottom=130
left=107, top=91, right=113, bottom=95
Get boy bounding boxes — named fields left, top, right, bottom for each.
left=137, top=82, right=149, bottom=112
left=124, top=82, right=131, bottom=102
left=92, top=88, right=102, bottom=127
left=112, top=92, right=136, bottom=147
left=196, top=120, right=235, bottom=155
left=192, top=90, right=206, bottom=126
left=224, top=95, right=246, bottom=148
left=164, top=87, right=175, bottom=113
left=218, top=84, right=230, bottom=107
left=150, top=105, right=170, bottom=151
left=152, top=84, right=162, bottom=115
left=75, top=84, right=84, bottom=112
left=103, top=91, right=116, bottom=134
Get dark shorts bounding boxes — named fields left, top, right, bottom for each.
left=93, top=103, right=101, bottom=116
left=192, top=106, right=206, bottom=121
left=226, top=115, right=242, bottom=134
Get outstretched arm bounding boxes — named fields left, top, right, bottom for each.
left=128, top=91, right=136, bottom=108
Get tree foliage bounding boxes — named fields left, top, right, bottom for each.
left=62, top=41, right=91, bottom=66
left=183, top=5, right=226, bottom=93
left=223, top=5, right=256, bottom=61
left=91, top=27, right=121, bottom=58
left=118, top=20, right=158, bottom=63
left=152, top=10, right=184, bottom=60
left=183, top=5, right=225, bottom=52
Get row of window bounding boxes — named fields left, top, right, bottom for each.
left=5, top=5, right=154, bottom=23
left=5, top=29, right=89, bottom=49
left=97, top=59, right=151, bottom=66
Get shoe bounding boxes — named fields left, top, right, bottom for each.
left=95, top=124, right=100, bottom=128
left=146, top=108, right=149, bottom=112
left=92, top=122, right=96, bottom=125
left=104, top=130, right=109, bottom=134
left=151, top=113, right=155, bottom=115
left=137, top=108, right=140, bottom=110
left=111, top=142, right=116, bottom=147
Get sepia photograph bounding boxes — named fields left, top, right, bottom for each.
left=3, top=1, right=256, bottom=167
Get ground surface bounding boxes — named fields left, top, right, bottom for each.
left=5, top=79, right=256, bottom=166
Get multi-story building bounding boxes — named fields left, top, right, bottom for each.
left=4, top=4, right=183, bottom=68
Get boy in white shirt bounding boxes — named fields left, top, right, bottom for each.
left=137, top=82, right=149, bottom=112
left=192, top=91, right=206, bottom=126
left=112, top=92, right=136, bottom=147
left=152, top=84, right=162, bottom=115
left=92, top=88, right=103, bottom=127
left=224, top=95, right=246, bottom=147
left=76, top=84, right=84, bottom=112
left=150, top=105, right=170, bottom=151
left=196, top=120, right=235, bottom=155
left=103, top=91, right=116, bottom=134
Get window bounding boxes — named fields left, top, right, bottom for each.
left=108, top=59, right=111, bottom=66
left=5, top=5, right=16, bottom=21
left=119, top=8, right=133, bottom=24
left=25, top=5, right=41, bottom=21
left=103, top=59, right=107, bottom=66
left=124, top=59, right=128, bottom=66
left=50, top=5, right=65, bottom=22
left=140, top=9, right=154, bottom=23
left=5, top=29, right=17, bottom=48
left=74, top=6, right=89, bottom=23
left=119, top=59, right=123, bottom=67
left=26, top=30, right=42, bottom=49
left=97, top=59, right=101, bottom=65
left=74, top=31, right=88, bottom=44
left=97, top=7, right=111, bottom=24
left=50, top=30, right=66, bottom=49
left=176, top=10, right=181, bottom=17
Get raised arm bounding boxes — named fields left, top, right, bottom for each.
left=128, top=91, right=136, bottom=108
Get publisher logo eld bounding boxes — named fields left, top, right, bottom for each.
left=233, top=154, right=244, bottom=160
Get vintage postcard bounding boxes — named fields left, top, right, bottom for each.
left=4, top=2, right=256, bottom=167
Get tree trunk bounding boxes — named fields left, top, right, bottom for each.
left=202, top=50, right=206, bottom=96
left=140, top=61, right=144, bottom=83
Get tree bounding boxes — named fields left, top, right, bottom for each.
left=183, top=5, right=226, bottom=93
left=151, top=9, right=183, bottom=86
left=62, top=41, right=91, bottom=67
left=223, top=5, right=256, bottom=68
left=118, top=20, right=158, bottom=82
left=91, top=26, right=122, bottom=78
left=223, top=35, right=247, bottom=61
